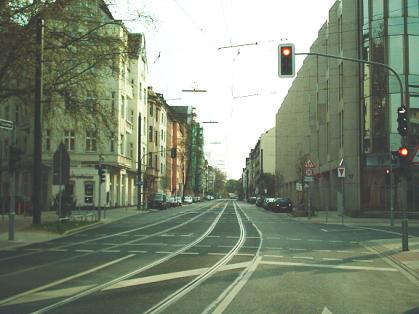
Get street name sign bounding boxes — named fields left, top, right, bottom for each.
left=337, top=167, right=345, bottom=178
left=304, top=176, right=314, bottom=182
left=0, top=119, right=13, bottom=130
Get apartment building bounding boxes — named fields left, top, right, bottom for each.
left=0, top=0, right=148, bottom=211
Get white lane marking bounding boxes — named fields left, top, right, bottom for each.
left=208, top=252, right=229, bottom=256
left=314, top=249, right=332, bottom=253
left=217, top=245, right=233, bottom=248
left=292, top=256, right=314, bottom=260
left=0, top=254, right=135, bottom=306
left=322, top=306, right=333, bottom=314
left=264, top=255, right=284, bottom=258
left=195, top=245, right=212, bottom=248
left=207, top=235, right=220, bottom=238
left=136, top=243, right=168, bottom=246
left=128, top=250, right=147, bottom=253
left=261, top=260, right=397, bottom=272
left=159, top=234, right=175, bottom=237
left=180, top=233, right=193, bottom=237
left=267, top=236, right=281, bottom=240
left=155, top=251, right=173, bottom=254
left=346, top=225, right=403, bottom=236
left=236, top=253, right=255, bottom=257
left=288, top=248, right=306, bottom=251
left=336, top=250, right=355, bottom=253
left=101, top=250, right=121, bottom=253
left=103, top=262, right=250, bottom=291
left=180, top=252, right=200, bottom=255
left=353, top=259, right=373, bottom=263
left=171, top=244, right=190, bottom=247
left=247, top=236, right=260, bottom=239
left=321, top=229, right=328, bottom=232
left=227, top=236, right=239, bottom=239
left=75, top=250, right=94, bottom=253
left=287, top=238, right=301, bottom=241
left=210, top=256, right=262, bottom=314
left=328, top=241, right=344, bottom=243
left=322, top=258, right=342, bottom=261
left=308, top=239, right=323, bottom=242
left=6, top=285, right=95, bottom=306
left=264, top=247, right=284, bottom=250
left=350, top=241, right=359, bottom=244
left=243, top=246, right=259, bottom=249
left=48, top=249, right=68, bottom=252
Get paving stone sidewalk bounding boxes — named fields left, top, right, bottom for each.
left=0, top=207, right=147, bottom=249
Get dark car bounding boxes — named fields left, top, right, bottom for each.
left=148, top=193, right=169, bottom=210
left=247, top=197, right=256, bottom=204
left=270, top=197, right=294, bottom=213
left=256, top=196, right=265, bottom=207
left=263, top=197, right=276, bottom=210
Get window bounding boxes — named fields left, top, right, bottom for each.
left=154, top=130, right=158, bottom=144
left=161, top=145, right=163, bottom=156
left=148, top=152, right=152, bottom=167
left=161, top=162, right=163, bottom=175
left=64, top=130, right=75, bottom=151
left=86, top=130, right=97, bottom=152
left=45, top=129, right=51, bottom=152
left=154, top=155, right=158, bottom=169
left=131, top=79, right=134, bottom=90
left=161, top=112, right=164, bottom=124
left=338, top=63, right=343, bottom=101
left=130, top=110, right=134, bottom=123
left=149, top=126, right=153, bottom=142
left=139, top=82, right=143, bottom=100
left=121, top=95, right=125, bottom=119
left=111, top=92, right=116, bottom=115
left=129, top=142, right=134, bottom=159
left=110, top=132, right=115, bottom=152
left=338, top=16, right=342, bottom=51
left=156, top=109, right=159, bottom=122
left=149, top=103, right=153, bottom=116
left=120, top=134, right=124, bottom=155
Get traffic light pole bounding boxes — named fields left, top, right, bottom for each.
left=295, top=51, right=409, bottom=251
left=9, top=127, right=17, bottom=240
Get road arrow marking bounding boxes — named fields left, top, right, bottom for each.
left=322, top=306, right=333, bottom=314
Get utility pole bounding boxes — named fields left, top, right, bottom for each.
left=33, top=18, right=44, bottom=225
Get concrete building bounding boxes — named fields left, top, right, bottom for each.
left=274, top=0, right=418, bottom=215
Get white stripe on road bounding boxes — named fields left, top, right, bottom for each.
left=264, top=255, right=284, bottom=258
left=322, top=258, right=342, bottom=261
left=103, top=262, right=251, bottom=291
left=308, top=239, right=323, bottom=242
left=287, top=238, right=301, bottom=241
left=321, top=229, right=328, bottom=232
left=101, top=250, right=121, bottom=253
left=128, top=250, right=147, bottom=253
left=155, top=251, right=173, bottom=254
left=75, top=250, right=94, bottom=253
left=0, top=254, right=135, bottom=306
left=207, top=235, right=220, bottom=238
left=208, top=253, right=225, bottom=256
left=261, top=260, right=397, bottom=272
left=292, top=256, right=314, bottom=260
left=180, top=252, right=200, bottom=255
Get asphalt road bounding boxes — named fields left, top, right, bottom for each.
left=0, top=200, right=418, bottom=314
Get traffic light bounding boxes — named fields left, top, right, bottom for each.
left=397, top=106, right=408, bottom=136
left=384, top=168, right=391, bottom=186
left=278, top=43, right=295, bottom=78
left=398, top=146, right=410, bottom=177
left=97, top=164, right=106, bottom=184
left=170, top=147, right=177, bottom=159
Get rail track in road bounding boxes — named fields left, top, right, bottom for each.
left=0, top=200, right=265, bottom=314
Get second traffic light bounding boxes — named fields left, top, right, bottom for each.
left=97, top=165, right=106, bottom=184
left=397, top=106, right=408, bottom=136
left=278, top=43, right=295, bottom=78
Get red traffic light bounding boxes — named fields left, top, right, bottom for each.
left=399, top=147, right=409, bottom=157
left=281, top=47, right=291, bottom=56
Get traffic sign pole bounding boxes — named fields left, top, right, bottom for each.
left=9, top=124, right=16, bottom=240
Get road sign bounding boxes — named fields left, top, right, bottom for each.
left=296, top=182, right=303, bottom=191
left=304, top=176, right=314, bottom=182
left=304, top=159, right=315, bottom=168
left=0, top=119, right=13, bottom=130
left=305, top=168, right=313, bottom=176
left=337, top=167, right=345, bottom=178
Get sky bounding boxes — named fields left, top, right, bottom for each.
left=110, top=0, right=337, bottom=179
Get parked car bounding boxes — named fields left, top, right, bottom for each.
left=256, top=196, right=265, bottom=207
left=247, top=196, right=256, bottom=204
left=183, top=196, right=193, bottom=204
left=175, top=196, right=183, bottom=206
left=167, top=196, right=178, bottom=207
left=206, top=195, right=214, bottom=200
left=193, top=196, right=201, bottom=203
left=263, top=197, right=276, bottom=210
left=148, top=193, right=169, bottom=210
left=270, top=197, right=294, bottom=213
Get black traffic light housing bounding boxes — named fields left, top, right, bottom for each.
left=96, top=164, right=106, bottom=184
left=278, top=44, right=295, bottom=78
left=384, top=168, right=391, bottom=186
left=398, top=146, right=411, bottom=178
left=397, top=106, right=408, bottom=136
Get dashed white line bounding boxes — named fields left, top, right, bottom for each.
left=155, top=251, right=174, bottom=254
left=328, top=240, right=344, bottom=243
left=264, top=254, right=284, bottom=258
left=354, top=259, right=373, bottom=263
left=314, top=249, right=332, bottom=253
left=288, top=248, right=306, bottom=251
left=217, top=245, right=233, bottom=248
left=336, top=250, right=355, bottom=253
left=236, top=253, right=255, bottom=257
left=181, top=252, right=200, bottom=255
left=287, top=238, right=301, bottom=241
left=308, top=239, right=323, bottom=242
left=128, top=250, right=148, bottom=253
left=49, top=249, right=68, bottom=252
left=207, top=235, right=220, bottom=238
left=101, top=250, right=121, bottom=253
left=292, top=256, right=314, bottom=260
left=75, top=250, right=94, bottom=253
left=322, top=258, right=342, bottom=261
left=267, top=237, right=281, bottom=240
left=227, top=236, right=239, bottom=239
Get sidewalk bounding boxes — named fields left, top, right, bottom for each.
left=0, top=207, right=148, bottom=250
left=292, top=211, right=419, bottom=281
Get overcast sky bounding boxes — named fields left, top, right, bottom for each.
left=111, top=0, right=337, bottom=179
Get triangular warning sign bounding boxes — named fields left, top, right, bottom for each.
left=339, top=168, right=344, bottom=176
